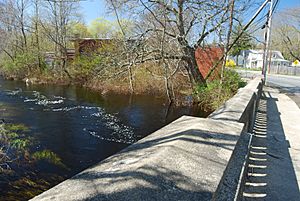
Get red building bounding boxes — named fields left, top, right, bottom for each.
left=195, top=46, right=224, bottom=81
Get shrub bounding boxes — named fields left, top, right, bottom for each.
left=0, top=122, right=66, bottom=170
left=193, top=69, right=246, bottom=112
left=0, top=52, right=38, bottom=78
left=70, top=55, right=103, bottom=82
left=225, top=59, right=236, bottom=68
left=32, top=150, right=66, bottom=168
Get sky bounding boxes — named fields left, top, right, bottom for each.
left=277, top=0, right=300, bottom=10
left=80, top=0, right=300, bottom=24
left=80, top=0, right=108, bottom=24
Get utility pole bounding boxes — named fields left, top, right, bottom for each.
left=262, top=0, right=274, bottom=85
left=205, top=0, right=270, bottom=81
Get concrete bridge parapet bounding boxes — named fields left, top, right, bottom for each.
left=208, top=77, right=262, bottom=200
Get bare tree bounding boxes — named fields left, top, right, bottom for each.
left=106, top=0, right=251, bottom=87
left=31, top=0, right=42, bottom=69
left=272, top=7, right=300, bottom=61
left=0, top=0, right=30, bottom=60
left=39, top=0, right=80, bottom=76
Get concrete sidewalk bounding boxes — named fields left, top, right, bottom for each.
left=243, top=87, right=300, bottom=200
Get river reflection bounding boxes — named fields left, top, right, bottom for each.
left=0, top=78, right=209, bottom=200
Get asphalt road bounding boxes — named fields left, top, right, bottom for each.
left=237, top=69, right=300, bottom=108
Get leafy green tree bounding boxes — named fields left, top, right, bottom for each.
left=111, top=19, right=134, bottom=39
left=87, top=18, right=134, bottom=39
left=88, top=18, right=114, bottom=38
left=230, top=24, right=254, bottom=66
left=69, top=22, right=92, bottom=38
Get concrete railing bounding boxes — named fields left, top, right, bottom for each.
left=30, top=78, right=263, bottom=201
left=209, top=77, right=262, bottom=132
left=208, top=77, right=262, bottom=200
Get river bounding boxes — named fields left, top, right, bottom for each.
left=0, top=78, right=209, bottom=200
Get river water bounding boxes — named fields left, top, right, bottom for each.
left=0, top=78, right=208, bottom=200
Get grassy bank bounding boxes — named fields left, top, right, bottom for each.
left=0, top=120, right=67, bottom=200
left=1, top=67, right=191, bottom=97
left=0, top=53, right=246, bottom=111
left=0, top=54, right=193, bottom=98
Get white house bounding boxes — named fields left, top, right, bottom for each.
left=241, top=49, right=291, bottom=69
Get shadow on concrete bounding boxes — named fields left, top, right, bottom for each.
left=279, top=86, right=300, bottom=94
left=73, top=165, right=213, bottom=201
left=122, top=128, right=238, bottom=152
left=32, top=116, right=245, bottom=201
left=266, top=81, right=300, bottom=94
left=267, top=83, right=300, bottom=108
left=264, top=90, right=300, bottom=200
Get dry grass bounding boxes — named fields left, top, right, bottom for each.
left=1, top=59, right=194, bottom=102
left=84, top=64, right=192, bottom=98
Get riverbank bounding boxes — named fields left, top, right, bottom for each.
left=0, top=77, right=207, bottom=201
left=0, top=120, right=67, bottom=201
left=0, top=67, right=246, bottom=112
left=1, top=67, right=192, bottom=103
left=0, top=68, right=246, bottom=200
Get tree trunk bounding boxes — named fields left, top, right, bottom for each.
left=221, top=0, right=235, bottom=83
left=20, top=0, right=27, bottom=50
left=184, top=47, right=206, bottom=86
left=176, top=0, right=205, bottom=86
left=128, top=64, right=134, bottom=93
left=34, top=0, right=42, bottom=70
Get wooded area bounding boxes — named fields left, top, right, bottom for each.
left=0, top=0, right=298, bottom=104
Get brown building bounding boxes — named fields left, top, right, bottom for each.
left=71, top=38, right=115, bottom=57
left=44, top=49, right=75, bottom=66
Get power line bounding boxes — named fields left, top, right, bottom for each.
left=272, top=0, right=280, bottom=15
left=206, top=0, right=271, bottom=80
left=244, top=0, right=279, bottom=42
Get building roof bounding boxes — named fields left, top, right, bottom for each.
left=69, top=38, right=114, bottom=42
left=271, top=58, right=290, bottom=62
left=245, top=49, right=282, bottom=54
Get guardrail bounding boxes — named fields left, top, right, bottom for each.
left=30, top=78, right=263, bottom=201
